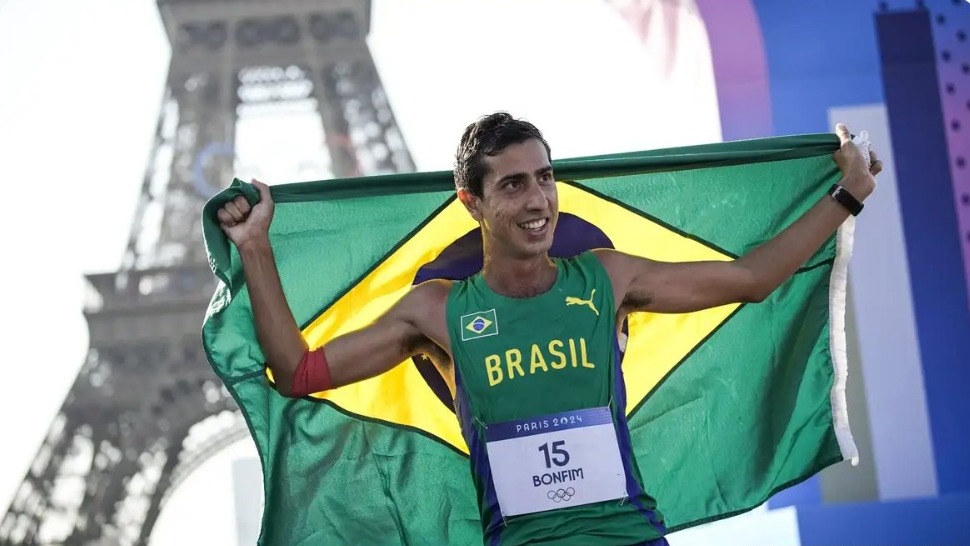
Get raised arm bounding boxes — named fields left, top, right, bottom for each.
left=599, top=124, right=882, bottom=315
left=217, top=180, right=442, bottom=397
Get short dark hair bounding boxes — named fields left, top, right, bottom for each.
left=454, top=112, right=551, bottom=197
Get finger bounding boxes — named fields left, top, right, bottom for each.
left=251, top=178, right=274, bottom=205
left=868, top=150, right=882, bottom=174
left=216, top=208, right=236, bottom=228
left=835, top=123, right=852, bottom=145
left=224, top=201, right=246, bottom=222
left=232, top=195, right=252, bottom=215
left=871, top=160, right=884, bottom=176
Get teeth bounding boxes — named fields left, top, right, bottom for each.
left=519, top=219, right=547, bottom=231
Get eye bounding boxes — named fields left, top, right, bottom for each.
left=539, top=172, right=554, bottom=183
left=504, top=180, right=521, bottom=190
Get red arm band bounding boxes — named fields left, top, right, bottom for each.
left=289, top=347, right=333, bottom=397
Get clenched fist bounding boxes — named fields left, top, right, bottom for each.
left=833, top=123, right=883, bottom=201
left=217, top=178, right=275, bottom=250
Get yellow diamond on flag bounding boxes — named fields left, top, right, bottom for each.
left=292, top=182, right=740, bottom=455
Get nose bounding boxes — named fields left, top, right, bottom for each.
left=523, top=179, right=549, bottom=211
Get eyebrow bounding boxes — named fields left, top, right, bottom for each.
left=496, top=165, right=554, bottom=185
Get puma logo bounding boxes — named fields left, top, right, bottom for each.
left=565, top=289, right=599, bottom=316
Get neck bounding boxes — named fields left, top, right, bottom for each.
left=481, top=246, right=557, bottom=299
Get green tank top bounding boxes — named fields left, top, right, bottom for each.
left=446, top=251, right=666, bottom=546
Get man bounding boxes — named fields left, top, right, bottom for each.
left=216, top=113, right=881, bottom=545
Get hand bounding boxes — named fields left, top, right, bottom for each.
left=833, top=123, right=883, bottom=201
left=217, top=178, right=275, bottom=250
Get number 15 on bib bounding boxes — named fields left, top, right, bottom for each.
left=483, top=407, right=628, bottom=517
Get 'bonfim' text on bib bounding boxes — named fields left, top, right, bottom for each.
left=483, top=407, right=627, bottom=517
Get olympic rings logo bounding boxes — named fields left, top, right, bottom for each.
left=547, top=487, right=576, bottom=502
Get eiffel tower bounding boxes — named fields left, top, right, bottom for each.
left=0, top=1, right=413, bottom=544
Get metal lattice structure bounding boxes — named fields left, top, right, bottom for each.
left=0, top=1, right=413, bottom=544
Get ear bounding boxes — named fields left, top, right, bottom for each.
left=458, top=188, right=484, bottom=222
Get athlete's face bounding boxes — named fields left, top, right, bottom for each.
left=462, top=138, right=558, bottom=259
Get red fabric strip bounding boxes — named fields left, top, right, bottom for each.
left=289, top=347, right=332, bottom=396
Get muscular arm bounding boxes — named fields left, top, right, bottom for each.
left=221, top=181, right=450, bottom=397
left=314, top=281, right=449, bottom=390
left=598, top=192, right=858, bottom=314
left=241, top=237, right=446, bottom=395
left=237, top=238, right=308, bottom=394
left=600, top=124, right=879, bottom=315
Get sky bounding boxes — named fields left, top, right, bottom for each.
left=0, top=0, right=724, bottom=544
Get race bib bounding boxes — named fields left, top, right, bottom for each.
left=483, top=407, right=628, bottom=517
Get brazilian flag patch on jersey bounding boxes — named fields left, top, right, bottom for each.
left=460, top=309, right=498, bottom=341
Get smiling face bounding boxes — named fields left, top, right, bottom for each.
left=460, top=137, right=558, bottom=260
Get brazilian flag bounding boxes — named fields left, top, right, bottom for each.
left=201, top=134, right=858, bottom=545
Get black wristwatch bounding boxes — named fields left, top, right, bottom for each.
left=828, top=184, right=864, bottom=216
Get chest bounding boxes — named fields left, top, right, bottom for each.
left=451, top=297, right=616, bottom=422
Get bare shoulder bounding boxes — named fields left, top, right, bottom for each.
left=404, top=278, right=453, bottom=307
left=376, top=278, right=451, bottom=324
left=590, top=248, right=647, bottom=312
left=590, top=248, right=624, bottom=269
left=590, top=248, right=638, bottom=285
